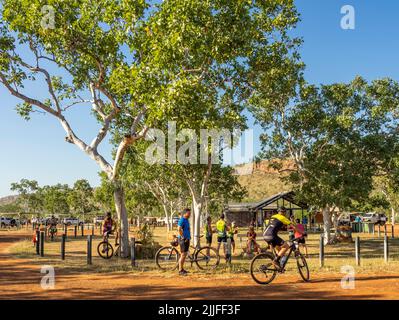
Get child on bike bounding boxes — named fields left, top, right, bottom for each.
left=102, top=212, right=114, bottom=242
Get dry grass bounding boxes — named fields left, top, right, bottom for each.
left=8, top=225, right=399, bottom=278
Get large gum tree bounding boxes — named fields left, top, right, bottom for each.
left=1, top=0, right=300, bottom=256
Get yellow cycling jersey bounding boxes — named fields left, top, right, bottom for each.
left=216, top=219, right=226, bottom=237
left=271, top=213, right=291, bottom=225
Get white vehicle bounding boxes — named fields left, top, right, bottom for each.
left=62, top=217, right=83, bottom=226
left=361, top=212, right=387, bottom=225
left=0, top=217, right=16, bottom=227
left=93, top=216, right=104, bottom=225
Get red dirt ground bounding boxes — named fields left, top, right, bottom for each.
left=1, top=231, right=399, bottom=300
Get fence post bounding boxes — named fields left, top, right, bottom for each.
left=384, top=235, right=389, bottom=263
left=92, top=225, right=94, bottom=236
left=319, top=234, right=324, bottom=267
left=61, top=234, right=66, bottom=260
left=81, top=224, right=84, bottom=237
left=87, top=235, right=92, bottom=265
left=384, top=224, right=387, bottom=236
left=74, top=225, right=77, bottom=238
left=40, top=231, right=45, bottom=257
left=392, top=225, right=395, bottom=239
left=130, top=237, right=136, bottom=267
left=35, top=230, right=40, bottom=255
left=226, top=237, right=232, bottom=265
left=355, top=236, right=360, bottom=266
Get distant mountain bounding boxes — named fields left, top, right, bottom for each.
left=234, top=160, right=293, bottom=202
left=0, top=195, right=19, bottom=206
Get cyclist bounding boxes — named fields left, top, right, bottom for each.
left=102, top=212, right=114, bottom=242
left=263, top=206, right=304, bottom=270
left=178, top=208, right=191, bottom=276
left=47, top=215, right=58, bottom=236
left=227, top=221, right=238, bottom=254
left=216, top=213, right=229, bottom=258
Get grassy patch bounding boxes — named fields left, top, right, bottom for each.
left=8, top=240, right=35, bottom=258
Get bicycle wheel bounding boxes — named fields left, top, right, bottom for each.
left=97, top=241, right=114, bottom=259
left=155, top=246, right=179, bottom=271
left=250, top=252, right=278, bottom=285
left=296, top=252, right=310, bottom=282
left=195, top=246, right=220, bottom=270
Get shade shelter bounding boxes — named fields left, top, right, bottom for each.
left=224, top=191, right=308, bottom=227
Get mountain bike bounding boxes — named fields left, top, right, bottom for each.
left=155, top=235, right=220, bottom=271
left=97, top=231, right=120, bottom=259
left=48, top=226, right=57, bottom=241
left=250, top=236, right=310, bottom=285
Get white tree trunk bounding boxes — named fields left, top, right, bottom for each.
left=332, top=212, right=339, bottom=231
left=161, top=204, right=171, bottom=231
left=113, top=185, right=130, bottom=258
left=192, top=200, right=202, bottom=247
left=323, top=206, right=332, bottom=245
left=169, top=208, right=174, bottom=231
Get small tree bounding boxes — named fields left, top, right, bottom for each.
left=10, top=179, right=43, bottom=214
left=67, top=179, right=95, bottom=221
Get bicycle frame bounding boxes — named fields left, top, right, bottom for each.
left=270, top=240, right=301, bottom=271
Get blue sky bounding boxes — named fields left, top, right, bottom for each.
left=1, top=0, right=399, bottom=197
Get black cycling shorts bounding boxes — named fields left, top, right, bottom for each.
left=179, top=239, right=190, bottom=253
left=298, top=237, right=306, bottom=244
left=264, top=235, right=284, bottom=247
left=103, top=229, right=113, bottom=237
left=217, top=236, right=227, bottom=243
left=206, top=235, right=212, bottom=245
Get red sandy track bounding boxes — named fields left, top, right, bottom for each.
left=1, top=231, right=399, bottom=300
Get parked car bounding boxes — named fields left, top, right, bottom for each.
left=361, top=212, right=387, bottom=225
left=172, top=217, right=179, bottom=225
left=62, top=217, right=83, bottom=226
left=0, top=217, right=16, bottom=227
left=143, top=216, right=157, bottom=225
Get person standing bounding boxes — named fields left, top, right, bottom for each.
left=204, top=216, right=213, bottom=246
left=178, top=208, right=191, bottom=276
left=216, top=213, right=229, bottom=258
left=295, top=218, right=308, bottom=257
left=227, top=221, right=238, bottom=254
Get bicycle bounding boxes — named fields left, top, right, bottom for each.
left=250, top=236, right=310, bottom=285
left=155, top=235, right=220, bottom=271
left=48, top=226, right=57, bottom=241
left=97, top=231, right=120, bottom=259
